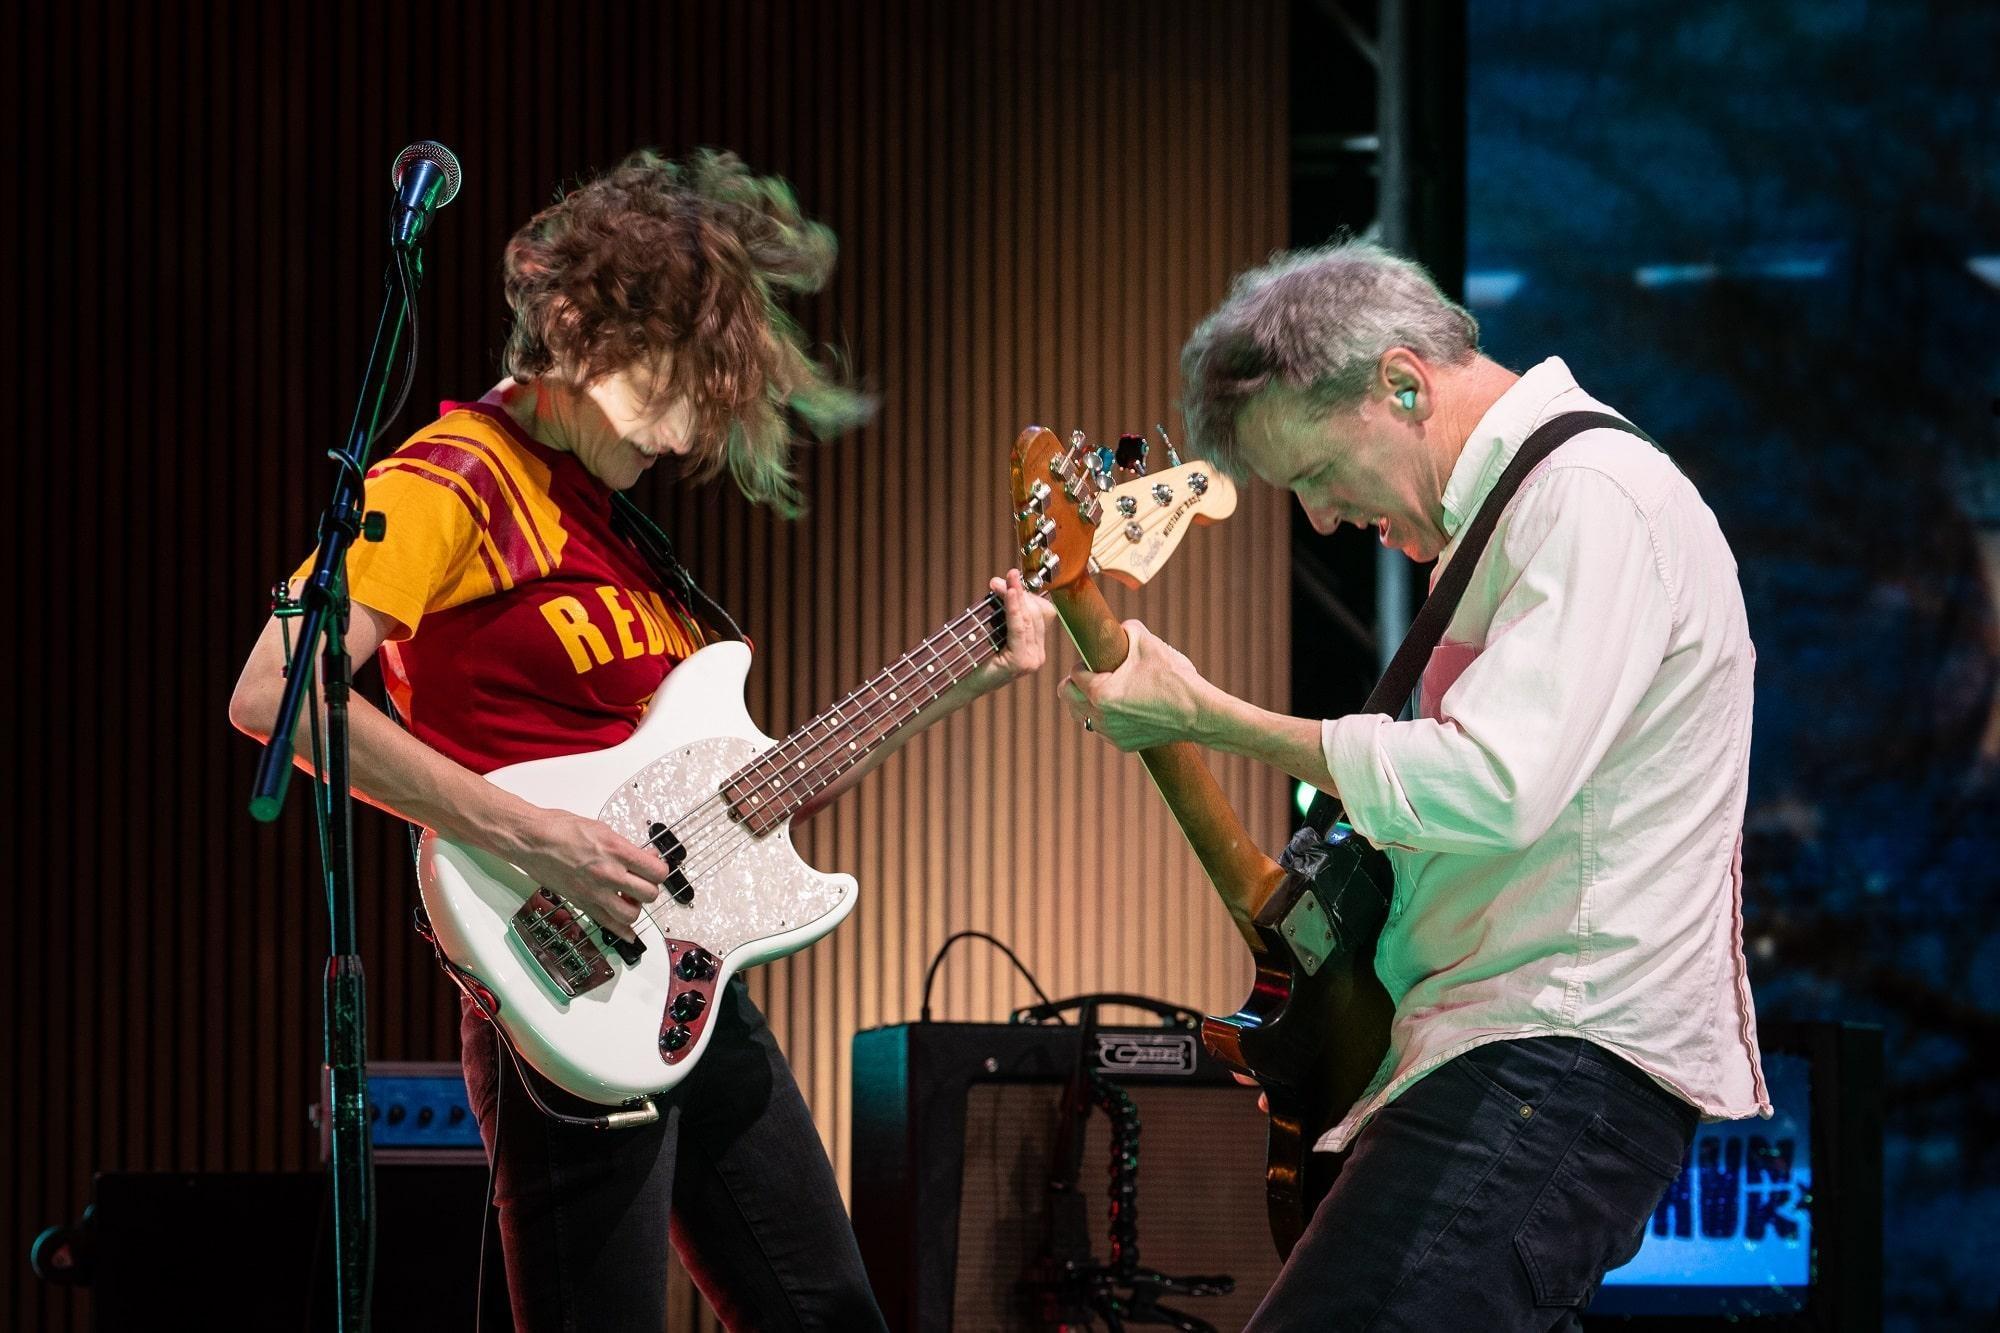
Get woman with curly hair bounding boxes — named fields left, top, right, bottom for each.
left=231, top=149, right=1052, bottom=1329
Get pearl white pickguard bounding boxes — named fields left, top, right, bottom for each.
left=416, top=641, right=856, bottom=1106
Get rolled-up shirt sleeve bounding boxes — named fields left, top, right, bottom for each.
left=1323, top=466, right=1675, bottom=853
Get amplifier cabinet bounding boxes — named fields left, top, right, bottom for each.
left=84, top=1167, right=509, bottom=1331
left=851, top=1021, right=1281, bottom=1332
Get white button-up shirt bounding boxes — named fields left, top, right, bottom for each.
left=1318, top=357, right=1770, bottom=1152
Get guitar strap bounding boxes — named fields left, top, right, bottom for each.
left=1294, top=410, right=1654, bottom=847
left=610, top=492, right=747, bottom=645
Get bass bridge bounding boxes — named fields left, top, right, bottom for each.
left=511, top=888, right=636, bottom=998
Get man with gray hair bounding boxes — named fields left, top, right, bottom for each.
left=1063, top=240, right=1769, bottom=1329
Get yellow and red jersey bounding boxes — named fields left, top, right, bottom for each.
left=297, top=399, right=711, bottom=774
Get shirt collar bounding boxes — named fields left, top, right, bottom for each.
left=1437, top=356, right=1581, bottom=540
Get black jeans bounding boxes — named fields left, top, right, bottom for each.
left=461, top=978, right=886, bottom=1332
left=1246, top=1036, right=1698, bottom=1332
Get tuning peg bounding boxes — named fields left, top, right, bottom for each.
left=1154, top=424, right=1182, bottom=468
left=1023, top=517, right=1057, bottom=553
left=1114, top=433, right=1149, bottom=477
left=1025, top=552, right=1061, bottom=594
left=1067, top=429, right=1090, bottom=471
left=1016, top=480, right=1052, bottom=520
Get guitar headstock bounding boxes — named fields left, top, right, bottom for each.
left=1091, top=458, right=1239, bottom=588
left=1009, top=425, right=1238, bottom=592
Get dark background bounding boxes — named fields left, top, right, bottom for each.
left=1294, top=3, right=2000, bottom=1324
left=1457, top=2, right=2000, bottom=1326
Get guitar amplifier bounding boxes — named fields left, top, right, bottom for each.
left=851, top=1014, right=1284, bottom=1332
left=311, top=1059, right=486, bottom=1164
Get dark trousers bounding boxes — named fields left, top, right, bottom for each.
left=460, top=978, right=886, bottom=1333
left=1246, top=1036, right=1698, bottom=1332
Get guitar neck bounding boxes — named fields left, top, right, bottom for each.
left=719, top=595, right=1007, bottom=833
left=1054, top=578, right=1284, bottom=947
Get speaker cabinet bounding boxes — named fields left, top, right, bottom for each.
left=84, top=1167, right=509, bottom=1331
left=851, top=1021, right=1282, bottom=1331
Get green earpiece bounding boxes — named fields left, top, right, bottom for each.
left=1396, top=388, right=1417, bottom=410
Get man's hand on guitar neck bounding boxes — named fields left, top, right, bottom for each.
left=1061, top=617, right=1343, bottom=802
left=1059, top=618, right=1212, bottom=750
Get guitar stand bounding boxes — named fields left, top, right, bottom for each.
left=1031, top=1256, right=1235, bottom=1333
left=1017, top=996, right=1234, bottom=1331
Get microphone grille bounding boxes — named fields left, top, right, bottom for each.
left=391, top=140, right=463, bottom=208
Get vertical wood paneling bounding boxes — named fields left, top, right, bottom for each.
left=7, top=4, right=1288, bottom=1329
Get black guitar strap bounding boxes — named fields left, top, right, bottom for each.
left=609, top=492, right=747, bottom=645
left=1294, top=410, right=1654, bottom=847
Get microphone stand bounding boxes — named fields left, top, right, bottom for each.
left=249, top=234, right=424, bottom=1333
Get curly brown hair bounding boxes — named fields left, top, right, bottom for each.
left=502, top=149, right=873, bottom=514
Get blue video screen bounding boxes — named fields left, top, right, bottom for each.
left=1590, top=1051, right=1812, bottom=1317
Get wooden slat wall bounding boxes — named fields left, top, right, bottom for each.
left=5, top=3, right=1289, bottom=1328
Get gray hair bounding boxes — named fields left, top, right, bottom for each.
left=1178, top=240, right=1479, bottom=477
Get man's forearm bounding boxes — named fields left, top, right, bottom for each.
left=1191, top=685, right=1340, bottom=798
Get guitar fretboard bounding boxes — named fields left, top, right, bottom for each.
left=720, top=595, right=1008, bottom=834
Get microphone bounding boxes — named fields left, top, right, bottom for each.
left=389, top=140, right=463, bottom=249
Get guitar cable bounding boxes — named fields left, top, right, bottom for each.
left=920, top=930, right=1063, bottom=1023
left=422, top=929, right=662, bottom=1332
left=474, top=1031, right=500, bottom=1333
left=415, top=920, right=662, bottom=1129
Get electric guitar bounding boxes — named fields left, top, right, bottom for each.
left=1011, top=425, right=1395, bottom=1258
left=416, top=477, right=1226, bottom=1110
